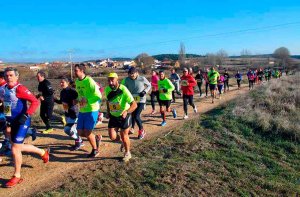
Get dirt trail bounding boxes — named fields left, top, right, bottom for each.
left=0, top=83, right=249, bottom=196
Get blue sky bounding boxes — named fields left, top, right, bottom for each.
left=0, top=0, right=300, bottom=62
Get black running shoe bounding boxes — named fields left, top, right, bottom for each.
left=87, top=149, right=99, bottom=158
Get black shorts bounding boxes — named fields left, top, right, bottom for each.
left=209, top=84, right=217, bottom=90
left=158, top=100, right=171, bottom=108
left=108, top=114, right=132, bottom=130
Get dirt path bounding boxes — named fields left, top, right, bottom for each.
left=0, top=83, right=250, bottom=196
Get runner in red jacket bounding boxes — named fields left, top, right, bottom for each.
left=180, top=68, right=198, bottom=119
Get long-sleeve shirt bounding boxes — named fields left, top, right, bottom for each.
left=151, top=75, right=159, bottom=91
left=181, top=75, right=197, bottom=95
left=158, top=78, right=175, bottom=101
left=38, top=79, right=54, bottom=100
left=54, top=87, right=78, bottom=119
left=121, top=76, right=151, bottom=103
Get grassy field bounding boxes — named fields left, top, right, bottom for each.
left=37, top=74, right=300, bottom=197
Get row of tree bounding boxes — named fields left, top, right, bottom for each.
left=134, top=44, right=292, bottom=70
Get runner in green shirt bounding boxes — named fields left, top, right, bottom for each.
left=74, top=64, right=102, bottom=158
left=207, top=66, right=220, bottom=104
left=158, top=70, right=177, bottom=126
left=105, top=73, right=137, bottom=162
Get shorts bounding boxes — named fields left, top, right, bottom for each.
left=209, top=84, right=217, bottom=90
left=10, top=117, right=31, bottom=144
left=158, top=100, right=172, bottom=108
left=108, top=114, right=132, bottom=130
left=77, top=111, right=98, bottom=131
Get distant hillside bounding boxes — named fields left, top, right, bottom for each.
left=152, top=54, right=202, bottom=61
left=291, top=55, right=300, bottom=59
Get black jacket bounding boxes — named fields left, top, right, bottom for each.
left=38, top=79, right=54, bottom=99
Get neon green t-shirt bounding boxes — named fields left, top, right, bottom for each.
left=75, top=76, right=102, bottom=113
left=105, top=84, right=134, bottom=117
left=207, top=70, right=220, bottom=85
left=158, top=78, right=175, bottom=101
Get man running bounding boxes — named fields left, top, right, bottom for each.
left=207, top=67, right=220, bottom=104
left=150, top=71, right=159, bottom=115
left=158, top=70, right=177, bottom=126
left=105, top=73, right=137, bottom=162
left=257, top=68, right=264, bottom=84
left=181, top=68, right=197, bottom=119
left=74, top=63, right=102, bottom=158
left=122, top=67, right=151, bottom=139
left=3, top=67, right=49, bottom=188
left=223, top=69, right=230, bottom=92
left=235, top=71, right=242, bottom=89
left=195, top=69, right=204, bottom=97
left=170, top=69, right=181, bottom=103
left=54, top=77, right=83, bottom=150
left=36, top=71, right=54, bottom=134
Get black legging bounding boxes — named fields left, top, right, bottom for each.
left=205, top=83, right=209, bottom=96
left=197, top=82, right=202, bottom=96
left=183, top=95, right=195, bottom=115
left=150, top=91, right=159, bottom=110
left=248, top=80, right=254, bottom=89
left=237, top=79, right=241, bottom=88
left=224, top=80, right=229, bottom=91
left=40, top=99, right=54, bottom=129
left=132, top=103, right=145, bottom=130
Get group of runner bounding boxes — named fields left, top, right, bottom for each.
left=0, top=64, right=278, bottom=187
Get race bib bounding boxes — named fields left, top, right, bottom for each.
left=134, top=96, right=141, bottom=102
left=109, top=102, right=121, bottom=112
left=181, top=80, right=188, bottom=86
left=4, top=101, right=12, bottom=116
left=159, top=88, right=165, bottom=93
left=196, top=79, right=202, bottom=82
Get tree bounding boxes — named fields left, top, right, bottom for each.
left=216, top=49, right=228, bottom=66
left=273, top=47, right=290, bottom=69
left=179, top=42, right=186, bottom=67
left=240, top=49, right=252, bottom=66
left=135, top=53, right=154, bottom=69
left=205, top=53, right=217, bottom=66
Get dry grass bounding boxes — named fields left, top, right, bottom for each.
left=233, top=72, right=300, bottom=141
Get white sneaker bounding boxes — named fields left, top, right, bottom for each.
left=123, top=152, right=132, bottom=162
left=194, top=107, right=198, bottom=113
left=183, top=115, right=189, bottom=119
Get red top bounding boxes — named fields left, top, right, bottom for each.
left=151, top=75, right=159, bottom=91
left=14, top=83, right=40, bottom=116
left=180, top=75, right=197, bottom=95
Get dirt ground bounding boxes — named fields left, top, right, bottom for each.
left=0, top=82, right=250, bottom=196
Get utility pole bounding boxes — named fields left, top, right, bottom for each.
left=68, top=49, right=74, bottom=80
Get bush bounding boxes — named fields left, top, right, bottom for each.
left=233, top=73, right=300, bottom=141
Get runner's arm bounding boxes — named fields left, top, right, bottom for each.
left=16, top=85, right=40, bottom=116
left=143, top=77, right=151, bottom=93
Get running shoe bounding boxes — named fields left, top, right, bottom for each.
left=138, top=129, right=146, bottom=139
left=172, top=109, right=177, bottom=118
left=95, top=134, right=102, bottom=150
left=71, top=140, right=84, bottom=151
left=87, top=149, right=99, bottom=158
left=42, top=128, right=53, bottom=134
left=129, top=128, right=135, bottom=135
left=123, top=152, right=132, bottom=162
left=41, top=148, right=50, bottom=163
left=194, top=107, right=198, bottom=113
left=5, top=176, right=23, bottom=188
left=31, top=128, right=37, bottom=141
left=161, top=121, right=167, bottom=127
left=183, top=115, right=189, bottom=119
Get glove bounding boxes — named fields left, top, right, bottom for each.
left=18, top=113, right=29, bottom=125
left=139, top=91, right=146, bottom=97
left=163, top=89, right=168, bottom=93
